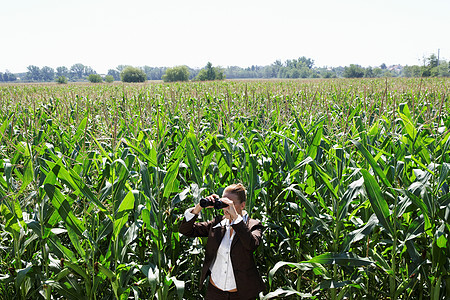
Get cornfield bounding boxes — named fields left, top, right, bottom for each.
left=0, top=78, right=449, bottom=299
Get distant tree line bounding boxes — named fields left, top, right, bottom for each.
left=1, top=54, right=448, bottom=83
left=223, top=55, right=449, bottom=79
left=0, top=71, right=17, bottom=82
left=161, top=63, right=225, bottom=82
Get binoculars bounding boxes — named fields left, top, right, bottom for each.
left=200, top=198, right=229, bottom=209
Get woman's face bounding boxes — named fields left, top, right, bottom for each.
left=222, top=191, right=245, bottom=217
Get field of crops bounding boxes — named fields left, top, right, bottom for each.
left=0, top=78, right=449, bottom=299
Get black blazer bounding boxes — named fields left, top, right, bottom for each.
left=179, top=213, right=266, bottom=299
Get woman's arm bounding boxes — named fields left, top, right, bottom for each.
left=179, top=203, right=213, bottom=237
left=232, top=219, right=264, bottom=252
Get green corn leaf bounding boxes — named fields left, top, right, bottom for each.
left=187, top=131, right=202, bottom=159
left=54, top=268, right=72, bottom=281
left=399, top=111, right=432, bottom=165
left=112, top=158, right=129, bottom=182
left=436, top=233, right=447, bottom=248
left=435, top=224, right=447, bottom=249
left=0, top=203, right=22, bottom=241
left=64, top=261, right=89, bottom=281
left=399, top=112, right=417, bottom=141
left=15, top=263, right=32, bottom=290
left=438, top=162, right=450, bottom=190
left=308, top=159, right=339, bottom=200
left=96, top=216, right=113, bottom=243
left=47, top=235, right=76, bottom=262
left=44, top=184, right=85, bottom=237
left=284, top=185, right=320, bottom=219
left=431, top=276, right=442, bottom=300
left=113, top=190, right=136, bottom=240
left=261, top=287, right=311, bottom=300
left=141, top=207, right=152, bottom=229
left=45, top=160, right=107, bottom=212
left=4, top=161, right=12, bottom=191
left=314, top=279, right=352, bottom=292
left=246, top=154, right=259, bottom=214
left=16, top=142, right=34, bottom=194
left=438, top=192, right=450, bottom=207
left=341, top=214, right=378, bottom=252
left=351, top=140, right=391, bottom=188
left=338, top=177, right=365, bottom=222
left=305, top=252, right=374, bottom=266
left=307, top=122, right=323, bottom=160
left=405, top=218, right=426, bottom=243
left=268, top=261, right=313, bottom=286
left=163, top=158, right=180, bottom=199
left=72, top=117, right=87, bottom=145
left=369, top=248, right=393, bottom=275
left=92, top=136, right=113, bottom=163
left=168, top=276, right=185, bottom=300
left=284, top=138, right=295, bottom=169
left=0, top=117, right=10, bottom=138
left=46, top=279, right=85, bottom=299
left=291, top=156, right=313, bottom=173
left=123, top=138, right=158, bottom=167
left=185, top=140, right=202, bottom=184
left=141, top=264, right=159, bottom=295
left=361, top=169, right=394, bottom=236
left=138, top=158, right=152, bottom=199
left=405, top=190, right=431, bottom=233
left=98, top=263, right=116, bottom=281
left=12, top=197, right=25, bottom=228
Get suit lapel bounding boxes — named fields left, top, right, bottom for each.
left=231, top=217, right=250, bottom=249
left=213, top=217, right=226, bottom=244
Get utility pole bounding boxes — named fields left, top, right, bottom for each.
left=437, top=49, right=440, bottom=66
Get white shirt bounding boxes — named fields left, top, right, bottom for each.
left=184, top=208, right=248, bottom=291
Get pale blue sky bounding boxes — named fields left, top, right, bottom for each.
left=1, top=0, right=449, bottom=73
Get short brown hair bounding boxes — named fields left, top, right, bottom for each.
left=224, top=183, right=247, bottom=204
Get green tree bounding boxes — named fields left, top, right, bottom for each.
left=373, top=67, right=383, bottom=77
left=2, top=71, right=17, bottom=82
left=120, top=66, right=146, bottom=83
left=321, top=71, right=336, bottom=78
left=26, top=65, right=42, bottom=81
left=107, top=69, right=121, bottom=81
left=402, top=66, right=415, bottom=77
left=437, top=61, right=450, bottom=77
left=41, top=66, right=55, bottom=82
left=206, top=62, right=215, bottom=80
left=104, top=75, right=114, bottom=83
left=55, top=76, right=68, bottom=84
left=364, top=66, right=374, bottom=78
left=427, top=54, right=438, bottom=68
left=196, top=62, right=225, bottom=81
left=84, top=66, right=97, bottom=76
left=142, top=66, right=167, bottom=80
left=56, top=66, right=69, bottom=78
left=88, top=74, right=103, bottom=83
left=298, top=56, right=314, bottom=69
left=421, top=66, right=431, bottom=77
left=162, top=66, right=190, bottom=82
left=117, top=65, right=131, bottom=72
left=70, top=63, right=85, bottom=79
left=343, top=64, right=365, bottom=78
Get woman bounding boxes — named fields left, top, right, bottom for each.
left=179, top=183, right=265, bottom=300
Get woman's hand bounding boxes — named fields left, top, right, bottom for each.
left=220, top=197, right=238, bottom=221
left=192, top=194, right=219, bottom=214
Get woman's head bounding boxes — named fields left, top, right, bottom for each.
left=222, top=183, right=246, bottom=214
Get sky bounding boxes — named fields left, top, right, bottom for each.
left=1, top=0, right=449, bottom=74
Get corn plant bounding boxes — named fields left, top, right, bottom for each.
left=0, top=78, right=448, bottom=299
